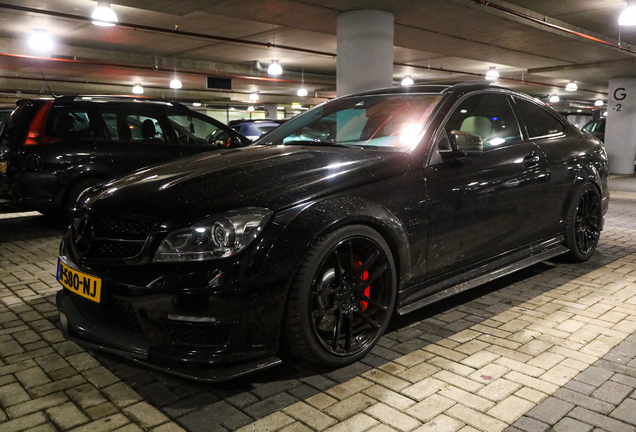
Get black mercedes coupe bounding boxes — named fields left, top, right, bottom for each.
left=55, top=82, right=609, bottom=381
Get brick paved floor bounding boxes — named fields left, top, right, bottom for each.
left=0, top=175, right=635, bottom=432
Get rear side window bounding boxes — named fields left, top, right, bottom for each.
left=0, top=104, right=40, bottom=148
left=515, top=98, right=565, bottom=138
left=46, top=107, right=96, bottom=140
left=100, top=108, right=166, bottom=144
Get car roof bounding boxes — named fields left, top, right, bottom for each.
left=15, top=96, right=185, bottom=109
left=344, top=81, right=527, bottom=98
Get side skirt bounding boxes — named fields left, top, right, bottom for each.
left=397, top=239, right=568, bottom=315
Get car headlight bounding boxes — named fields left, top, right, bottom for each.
left=154, top=208, right=272, bottom=262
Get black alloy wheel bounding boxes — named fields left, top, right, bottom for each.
left=565, top=183, right=602, bottom=262
left=285, top=225, right=396, bottom=366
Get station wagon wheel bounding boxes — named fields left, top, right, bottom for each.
left=564, top=183, right=602, bottom=262
left=284, top=225, right=396, bottom=367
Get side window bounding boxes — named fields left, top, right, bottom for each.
left=514, top=98, right=565, bottom=138
left=167, top=114, right=231, bottom=147
left=99, top=108, right=166, bottom=144
left=444, top=93, right=522, bottom=149
left=46, top=107, right=96, bottom=140
left=597, top=119, right=606, bottom=133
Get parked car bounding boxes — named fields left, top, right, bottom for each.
left=581, top=117, right=605, bottom=142
left=0, top=97, right=250, bottom=214
left=56, top=83, right=608, bottom=382
left=229, top=119, right=283, bottom=141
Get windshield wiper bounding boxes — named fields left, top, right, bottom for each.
left=282, top=139, right=358, bottom=149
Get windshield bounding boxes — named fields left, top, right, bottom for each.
left=260, top=94, right=443, bottom=150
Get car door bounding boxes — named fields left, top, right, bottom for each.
left=97, top=105, right=182, bottom=176
left=424, top=92, right=549, bottom=279
left=512, top=97, right=575, bottom=239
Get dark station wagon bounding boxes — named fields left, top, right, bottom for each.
left=0, top=97, right=250, bottom=214
left=55, top=83, right=608, bottom=381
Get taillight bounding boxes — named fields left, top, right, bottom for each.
left=23, top=102, right=62, bottom=146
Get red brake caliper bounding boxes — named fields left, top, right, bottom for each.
left=355, top=260, right=370, bottom=311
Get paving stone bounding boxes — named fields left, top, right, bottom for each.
left=416, top=413, right=464, bottom=431
left=553, top=388, right=615, bottom=415
left=612, top=398, right=636, bottom=425
left=574, top=366, right=615, bottom=387
left=511, top=416, right=550, bottom=432
left=324, top=393, right=376, bottom=421
left=365, top=402, right=421, bottom=431
left=569, top=407, right=636, bottom=432
left=323, top=413, right=378, bottom=432
left=85, top=401, right=119, bottom=420
left=243, top=392, right=298, bottom=420
left=46, top=401, right=90, bottom=430
left=6, top=391, right=69, bottom=419
left=306, top=393, right=338, bottom=410
left=0, top=381, right=31, bottom=408
left=593, top=381, right=632, bottom=404
left=251, top=379, right=300, bottom=400
left=163, top=392, right=220, bottom=418
left=236, top=412, right=295, bottom=432
left=201, top=400, right=255, bottom=429
left=445, top=404, right=507, bottom=432
left=123, top=402, right=170, bottom=429
left=486, top=395, right=535, bottom=424
left=525, top=396, right=575, bottom=425
left=363, top=385, right=416, bottom=410
left=284, top=401, right=337, bottom=430
left=66, top=383, right=108, bottom=409
left=137, top=382, right=181, bottom=407
left=551, top=417, right=593, bottom=432
left=405, top=394, right=456, bottom=422
left=0, top=412, right=48, bottom=432
left=101, top=382, right=143, bottom=408
left=15, top=367, right=51, bottom=389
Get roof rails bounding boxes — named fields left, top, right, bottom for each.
left=50, top=95, right=189, bottom=109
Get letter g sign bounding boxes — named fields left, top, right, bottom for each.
left=615, top=87, right=627, bottom=101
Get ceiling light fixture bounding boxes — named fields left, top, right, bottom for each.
left=549, top=94, right=560, bottom=103
left=268, top=60, right=283, bottom=75
left=169, top=79, right=182, bottom=89
left=619, top=1, right=636, bottom=25
left=297, top=66, right=308, bottom=96
left=247, top=106, right=255, bottom=112
left=485, top=67, right=499, bottom=80
left=192, top=102, right=202, bottom=107
left=29, top=29, right=53, bottom=52
left=603, top=111, right=608, bottom=116
left=577, top=109, right=582, bottom=113
left=595, top=99, right=604, bottom=107
left=249, top=91, right=259, bottom=101
left=132, top=83, right=143, bottom=94
left=401, top=75, right=414, bottom=86
left=565, top=81, right=577, bottom=91
left=92, top=2, right=118, bottom=27
left=291, top=103, right=302, bottom=109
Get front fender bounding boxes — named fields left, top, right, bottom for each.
left=262, top=196, right=411, bottom=291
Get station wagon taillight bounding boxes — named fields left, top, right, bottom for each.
left=24, top=102, right=63, bottom=146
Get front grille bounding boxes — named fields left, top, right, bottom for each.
left=73, top=296, right=144, bottom=336
left=95, top=214, right=155, bottom=236
left=160, top=322, right=234, bottom=347
left=93, top=242, right=145, bottom=258
left=72, top=210, right=155, bottom=260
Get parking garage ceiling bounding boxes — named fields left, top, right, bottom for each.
left=0, top=0, right=634, bottom=111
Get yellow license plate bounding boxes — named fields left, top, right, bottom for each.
left=0, top=162, right=6, bottom=173
left=57, top=257, right=102, bottom=303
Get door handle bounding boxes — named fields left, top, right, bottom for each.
left=523, top=152, right=540, bottom=167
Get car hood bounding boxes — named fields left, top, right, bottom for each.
left=83, top=145, right=411, bottom=226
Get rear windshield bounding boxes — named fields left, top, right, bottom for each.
left=259, top=94, right=443, bottom=150
left=0, top=104, right=39, bottom=148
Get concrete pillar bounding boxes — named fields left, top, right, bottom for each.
left=337, top=10, right=394, bottom=97
left=263, top=103, right=277, bottom=119
left=606, top=78, right=636, bottom=174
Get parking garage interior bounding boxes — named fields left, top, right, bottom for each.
left=2, top=1, right=636, bottom=432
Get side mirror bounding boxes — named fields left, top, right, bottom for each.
left=450, top=130, right=483, bottom=156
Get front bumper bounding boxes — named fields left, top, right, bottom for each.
left=57, top=290, right=283, bottom=382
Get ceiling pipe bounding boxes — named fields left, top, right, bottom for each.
left=0, top=2, right=608, bottom=95
left=472, top=0, right=636, bottom=56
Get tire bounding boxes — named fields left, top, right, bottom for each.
left=564, top=183, right=602, bottom=262
left=64, top=178, right=104, bottom=215
left=284, top=225, right=397, bottom=367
